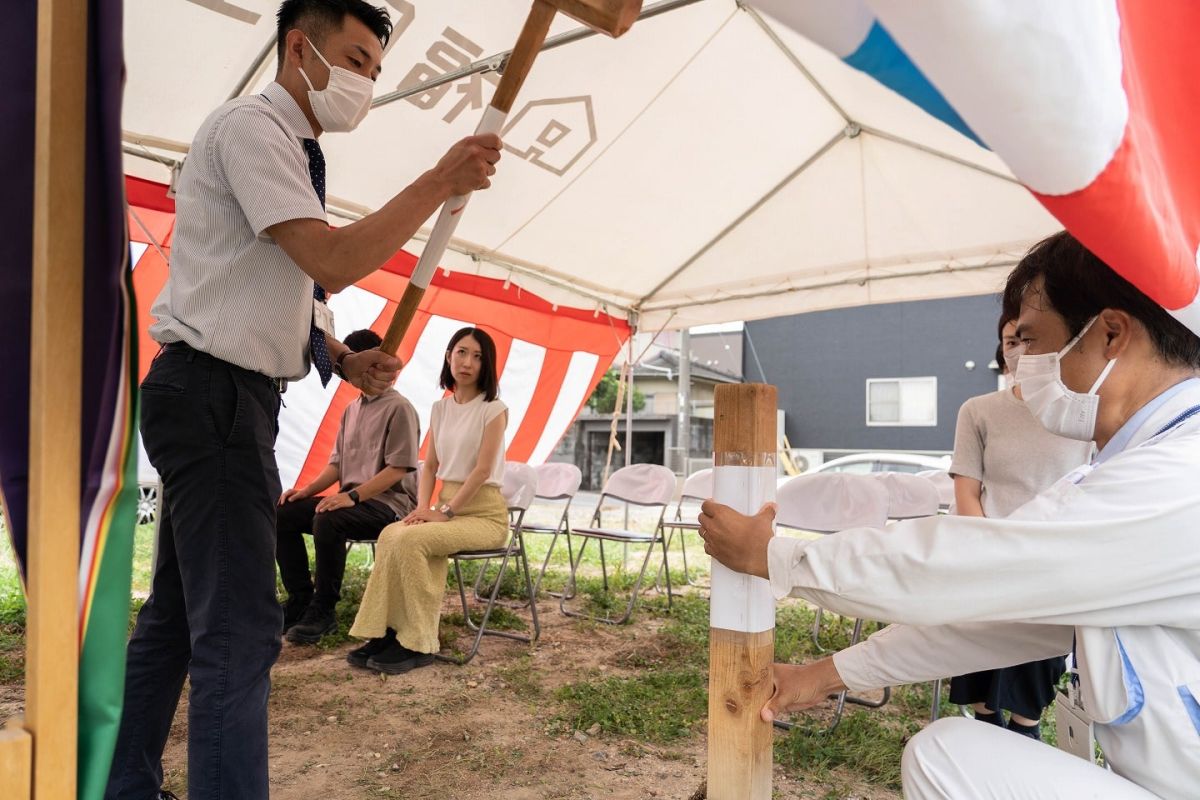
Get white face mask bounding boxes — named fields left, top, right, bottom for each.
left=1002, top=343, right=1025, bottom=376
left=1003, top=373, right=1016, bottom=390
left=1014, top=316, right=1117, bottom=441
left=298, top=36, right=373, bottom=133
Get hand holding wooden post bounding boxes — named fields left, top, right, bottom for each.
left=379, top=0, right=643, bottom=355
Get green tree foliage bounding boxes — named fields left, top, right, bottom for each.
left=587, top=368, right=646, bottom=414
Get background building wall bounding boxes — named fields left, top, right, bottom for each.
left=744, top=294, right=1006, bottom=452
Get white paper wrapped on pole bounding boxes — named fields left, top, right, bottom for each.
left=408, top=105, right=509, bottom=291
left=710, top=463, right=776, bottom=634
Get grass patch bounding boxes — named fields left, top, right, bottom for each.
left=775, top=708, right=916, bottom=791
left=442, top=605, right=528, bottom=634
left=556, top=668, right=708, bottom=742
left=495, top=654, right=544, bottom=700
left=0, top=626, right=24, bottom=684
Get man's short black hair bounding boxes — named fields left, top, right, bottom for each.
left=1003, top=230, right=1200, bottom=369
left=440, top=327, right=500, bottom=402
left=276, top=0, right=392, bottom=67
left=343, top=328, right=382, bottom=353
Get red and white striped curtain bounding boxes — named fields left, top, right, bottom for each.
left=127, top=177, right=628, bottom=491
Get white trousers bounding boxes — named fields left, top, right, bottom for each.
left=902, top=718, right=1159, bottom=799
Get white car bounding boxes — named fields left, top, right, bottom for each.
left=814, top=452, right=950, bottom=475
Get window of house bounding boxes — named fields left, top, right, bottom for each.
left=865, top=377, right=937, bottom=427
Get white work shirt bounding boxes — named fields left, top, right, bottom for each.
left=767, top=378, right=1200, bottom=799
left=149, top=81, right=327, bottom=380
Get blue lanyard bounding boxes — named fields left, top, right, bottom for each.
left=1153, top=404, right=1200, bottom=438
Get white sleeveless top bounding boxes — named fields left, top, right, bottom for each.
left=430, top=394, right=508, bottom=487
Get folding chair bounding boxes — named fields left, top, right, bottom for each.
left=887, top=471, right=961, bottom=720
left=917, top=468, right=955, bottom=513
left=773, top=472, right=890, bottom=732
left=471, top=461, right=581, bottom=604
left=524, top=462, right=583, bottom=598
left=439, top=462, right=541, bottom=665
left=659, top=467, right=712, bottom=587
left=869, top=471, right=944, bottom=719
left=560, top=463, right=677, bottom=624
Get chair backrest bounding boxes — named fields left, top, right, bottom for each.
left=534, top=461, right=583, bottom=500
left=775, top=473, right=890, bottom=533
left=501, top=461, right=539, bottom=512
left=916, top=469, right=955, bottom=508
left=869, top=472, right=941, bottom=520
left=602, top=463, right=677, bottom=507
left=679, top=468, right=713, bottom=502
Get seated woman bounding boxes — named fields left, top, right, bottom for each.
left=347, top=326, right=509, bottom=674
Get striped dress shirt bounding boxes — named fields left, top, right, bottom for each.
left=149, top=81, right=328, bottom=380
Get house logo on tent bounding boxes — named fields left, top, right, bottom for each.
left=501, top=96, right=597, bottom=177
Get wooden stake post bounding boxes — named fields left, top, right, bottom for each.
left=707, top=384, right=777, bottom=798
left=3, top=0, right=89, bottom=798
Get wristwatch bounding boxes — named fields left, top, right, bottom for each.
left=347, top=489, right=360, bottom=505
left=334, top=350, right=351, bottom=380
left=438, top=503, right=456, bottom=519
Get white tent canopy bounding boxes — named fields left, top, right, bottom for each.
left=123, top=0, right=1058, bottom=330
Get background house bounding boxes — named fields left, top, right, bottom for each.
left=743, top=294, right=1006, bottom=468
left=548, top=330, right=741, bottom=489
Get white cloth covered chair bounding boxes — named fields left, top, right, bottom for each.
left=774, top=473, right=891, bottom=732
left=504, top=461, right=581, bottom=599
left=917, top=468, right=955, bottom=512
left=560, top=463, right=677, bottom=624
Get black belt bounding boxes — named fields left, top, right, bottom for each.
left=158, top=341, right=288, bottom=394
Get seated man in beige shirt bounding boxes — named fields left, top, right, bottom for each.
left=276, top=328, right=420, bottom=643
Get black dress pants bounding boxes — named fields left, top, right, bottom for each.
left=106, top=343, right=282, bottom=800
left=275, top=495, right=395, bottom=610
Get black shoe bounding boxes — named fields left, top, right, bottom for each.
left=347, top=630, right=396, bottom=668
left=365, top=641, right=435, bottom=674
left=285, top=605, right=337, bottom=644
left=280, top=593, right=312, bottom=634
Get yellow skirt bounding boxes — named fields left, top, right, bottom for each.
left=349, top=483, right=508, bottom=654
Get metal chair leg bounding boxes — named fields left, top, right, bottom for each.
left=774, top=617, right=890, bottom=734
left=438, top=538, right=539, bottom=666
left=561, top=537, right=664, bottom=625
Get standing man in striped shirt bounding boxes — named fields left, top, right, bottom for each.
left=105, top=2, right=502, bottom=798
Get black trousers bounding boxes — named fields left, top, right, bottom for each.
left=106, top=343, right=282, bottom=800
left=275, top=495, right=395, bottom=610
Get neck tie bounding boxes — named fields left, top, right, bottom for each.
left=302, top=138, right=333, bottom=386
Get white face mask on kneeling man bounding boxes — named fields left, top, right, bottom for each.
left=1015, top=316, right=1117, bottom=442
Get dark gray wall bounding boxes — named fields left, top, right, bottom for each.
left=744, top=295, right=1006, bottom=452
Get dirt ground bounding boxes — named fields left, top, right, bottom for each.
left=0, top=500, right=905, bottom=799
left=124, top=600, right=894, bottom=800
left=0, top=601, right=901, bottom=800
